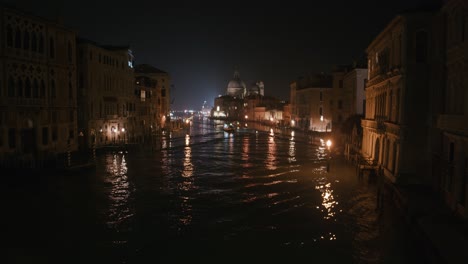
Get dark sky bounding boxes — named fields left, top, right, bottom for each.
left=3, top=0, right=442, bottom=110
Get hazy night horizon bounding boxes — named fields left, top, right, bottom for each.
left=1, top=0, right=442, bottom=110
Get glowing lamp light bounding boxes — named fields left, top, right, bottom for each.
left=121, top=128, right=125, bottom=132
left=326, top=139, right=332, bottom=149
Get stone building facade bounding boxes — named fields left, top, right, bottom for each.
left=361, top=12, right=435, bottom=185
left=133, top=64, right=170, bottom=142
left=0, top=6, right=77, bottom=167
left=290, top=73, right=333, bottom=132
left=76, top=39, right=135, bottom=148
left=433, top=0, right=468, bottom=217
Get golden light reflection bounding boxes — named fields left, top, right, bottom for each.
left=185, top=134, right=190, bottom=146
left=182, top=145, right=193, bottom=178
left=315, top=181, right=338, bottom=220
left=288, top=138, right=296, bottom=163
left=265, top=133, right=277, bottom=170
left=105, top=154, right=134, bottom=229
left=241, top=136, right=250, bottom=167
left=179, top=143, right=194, bottom=226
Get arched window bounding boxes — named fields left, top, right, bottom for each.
left=17, top=78, right=23, bottom=97
left=49, top=37, right=55, bottom=58
left=38, top=33, right=44, bottom=53
left=33, top=79, right=39, bottom=98
left=8, top=76, right=15, bottom=97
left=68, top=81, right=73, bottom=99
left=50, top=80, right=56, bottom=98
left=6, top=25, right=13, bottom=47
left=40, top=80, right=45, bottom=98
left=68, top=41, right=73, bottom=62
left=31, top=32, right=37, bottom=52
left=23, top=31, right=30, bottom=50
left=25, top=78, right=31, bottom=98
left=389, top=90, right=393, bottom=121
left=15, top=27, right=21, bottom=49
left=415, top=31, right=428, bottom=63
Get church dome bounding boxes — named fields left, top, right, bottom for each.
left=226, top=70, right=246, bottom=98
left=227, top=79, right=246, bottom=89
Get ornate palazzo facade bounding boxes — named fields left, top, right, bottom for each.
left=0, top=6, right=77, bottom=166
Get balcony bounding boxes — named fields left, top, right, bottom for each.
left=437, top=114, right=467, bottom=133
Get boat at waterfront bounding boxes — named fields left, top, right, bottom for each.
left=223, top=124, right=236, bottom=133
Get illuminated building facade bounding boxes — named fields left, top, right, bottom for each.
left=76, top=39, right=135, bottom=147
left=134, top=64, right=170, bottom=142
left=361, top=12, right=434, bottom=185
left=290, top=73, right=333, bottom=132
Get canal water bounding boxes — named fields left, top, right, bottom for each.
left=5, top=117, right=421, bottom=263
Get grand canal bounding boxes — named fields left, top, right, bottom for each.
left=5, top=117, right=421, bottom=263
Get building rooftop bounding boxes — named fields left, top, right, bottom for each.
left=134, top=64, right=168, bottom=74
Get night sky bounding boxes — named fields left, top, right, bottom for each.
left=3, top=0, right=442, bottom=110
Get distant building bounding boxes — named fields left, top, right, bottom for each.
left=76, top=38, right=135, bottom=148
left=226, top=70, right=246, bottom=98
left=134, top=64, right=171, bottom=141
left=212, top=69, right=285, bottom=125
left=290, top=73, right=333, bottom=132
left=0, top=6, right=77, bottom=167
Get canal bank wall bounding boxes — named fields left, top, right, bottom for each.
left=385, top=182, right=468, bottom=264
left=333, top=152, right=468, bottom=264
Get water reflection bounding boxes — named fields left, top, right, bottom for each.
left=315, top=178, right=339, bottom=220
left=265, top=134, right=277, bottom=170
left=104, top=154, right=134, bottom=234
left=241, top=136, right=250, bottom=168
left=179, top=134, right=194, bottom=226
left=288, top=137, right=296, bottom=163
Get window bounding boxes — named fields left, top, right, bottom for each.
left=339, top=80, right=343, bottom=88
left=33, top=79, right=39, bottom=98
left=40, top=80, right=45, bottom=98
left=69, top=129, right=74, bottom=140
left=38, top=33, right=44, bottom=53
left=49, top=37, right=55, bottom=58
left=31, top=32, right=37, bottom=52
left=25, top=78, right=31, bottom=98
left=415, top=31, right=428, bottom=63
left=23, top=31, right=29, bottom=50
left=338, top=100, right=343, bottom=109
left=69, top=110, right=74, bottom=122
left=8, top=128, right=16, bottom=148
left=7, top=25, right=13, bottom=47
left=15, top=28, right=21, bottom=48
left=50, top=80, right=56, bottom=98
left=9, top=128, right=16, bottom=148
left=69, top=81, right=73, bottom=99
left=52, top=126, right=58, bottom=141
left=161, top=89, right=166, bottom=97
left=319, top=107, right=323, bottom=116
left=8, top=76, right=15, bottom=97
left=17, top=78, right=23, bottom=97
left=42, top=127, right=48, bottom=145
left=68, top=41, right=72, bottom=62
